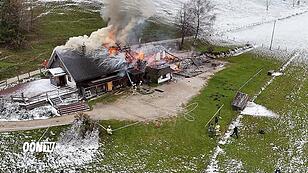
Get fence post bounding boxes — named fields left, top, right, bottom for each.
left=21, top=93, right=25, bottom=103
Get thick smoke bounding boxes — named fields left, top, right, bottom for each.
left=102, top=0, right=155, bottom=44
left=64, top=26, right=115, bottom=54
left=58, top=0, right=155, bottom=75
left=64, top=0, right=155, bottom=53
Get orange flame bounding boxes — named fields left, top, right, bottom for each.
left=109, top=46, right=119, bottom=56
left=137, top=51, right=145, bottom=60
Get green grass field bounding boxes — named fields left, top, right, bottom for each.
left=1, top=50, right=306, bottom=172
left=217, top=64, right=308, bottom=172
left=0, top=3, right=105, bottom=80
left=91, top=52, right=281, bottom=172
left=0, top=2, right=306, bottom=172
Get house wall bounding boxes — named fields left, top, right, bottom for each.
left=49, top=55, right=77, bottom=88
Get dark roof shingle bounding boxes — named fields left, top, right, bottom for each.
left=51, top=47, right=127, bottom=83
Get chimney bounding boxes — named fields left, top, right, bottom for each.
left=81, top=43, right=86, bottom=55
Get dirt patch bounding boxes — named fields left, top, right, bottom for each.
left=88, top=66, right=225, bottom=121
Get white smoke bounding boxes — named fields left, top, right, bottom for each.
left=64, top=26, right=115, bottom=54
left=64, top=0, right=156, bottom=53
left=102, top=0, right=156, bottom=44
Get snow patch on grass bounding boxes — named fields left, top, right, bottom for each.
left=241, top=102, right=278, bottom=118
left=0, top=120, right=103, bottom=172
left=0, top=103, right=59, bottom=121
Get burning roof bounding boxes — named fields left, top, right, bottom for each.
left=48, top=47, right=128, bottom=83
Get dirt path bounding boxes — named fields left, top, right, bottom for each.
left=0, top=66, right=224, bottom=132
left=0, top=114, right=75, bottom=132
left=89, top=68, right=223, bottom=121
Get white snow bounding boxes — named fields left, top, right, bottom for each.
left=0, top=120, right=102, bottom=172
left=224, top=12, right=308, bottom=52
left=47, top=121, right=101, bottom=167
left=206, top=115, right=243, bottom=172
left=37, top=0, right=308, bottom=56
left=0, top=103, right=59, bottom=121
left=0, top=79, right=57, bottom=99
left=154, top=0, right=308, bottom=56
left=241, top=102, right=278, bottom=118
left=272, top=72, right=284, bottom=77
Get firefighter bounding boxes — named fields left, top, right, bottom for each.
left=215, top=124, right=221, bottom=136
left=231, top=126, right=239, bottom=139
left=208, top=123, right=215, bottom=138
left=106, top=125, right=113, bottom=135
left=215, top=116, right=219, bottom=124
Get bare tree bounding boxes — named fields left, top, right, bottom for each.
left=176, top=0, right=215, bottom=49
left=190, top=0, right=215, bottom=41
left=176, top=3, right=195, bottom=50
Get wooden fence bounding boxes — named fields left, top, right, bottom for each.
left=0, top=68, right=46, bottom=91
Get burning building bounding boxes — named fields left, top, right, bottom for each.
left=47, top=42, right=174, bottom=99
left=45, top=0, right=175, bottom=99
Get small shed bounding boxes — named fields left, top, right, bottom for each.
left=48, top=67, right=67, bottom=87
left=145, top=63, right=173, bottom=84
left=231, top=92, right=250, bottom=110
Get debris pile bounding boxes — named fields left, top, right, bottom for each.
left=202, top=44, right=254, bottom=59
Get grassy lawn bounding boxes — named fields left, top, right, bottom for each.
left=0, top=50, right=282, bottom=172
left=2, top=2, right=305, bottom=172
left=0, top=3, right=105, bottom=80
left=91, top=52, right=281, bottom=172
left=217, top=64, right=308, bottom=172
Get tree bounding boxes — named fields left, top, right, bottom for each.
left=176, top=3, right=195, bottom=50
left=0, top=0, right=33, bottom=49
left=190, top=0, right=215, bottom=41
left=176, top=0, right=215, bottom=49
left=266, top=0, right=270, bottom=11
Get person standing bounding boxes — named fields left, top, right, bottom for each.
left=231, top=126, right=239, bottom=139
left=208, top=123, right=215, bottom=138
left=215, top=124, right=221, bottom=136
left=215, top=116, right=219, bottom=124
left=107, top=125, right=113, bottom=135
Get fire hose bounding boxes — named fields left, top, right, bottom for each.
left=96, top=102, right=199, bottom=134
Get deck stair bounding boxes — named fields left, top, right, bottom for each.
left=57, top=102, right=90, bottom=115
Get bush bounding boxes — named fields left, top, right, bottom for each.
left=0, top=0, right=32, bottom=49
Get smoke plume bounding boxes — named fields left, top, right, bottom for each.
left=102, top=0, right=156, bottom=44
left=64, top=0, right=155, bottom=53
left=57, top=0, right=156, bottom=75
